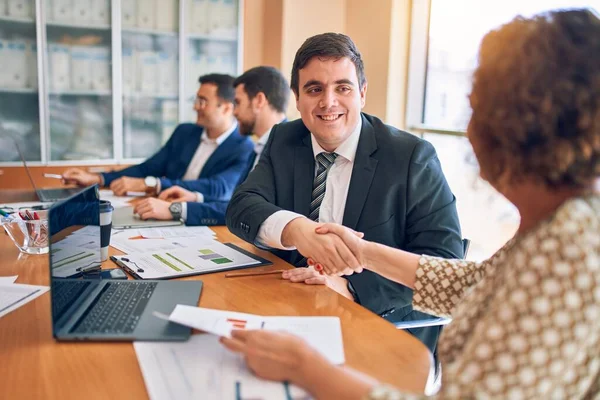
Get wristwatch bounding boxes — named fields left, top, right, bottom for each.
left=144, top=176, right=158, bottom=194
left=169, top=202, right=183, bottom=221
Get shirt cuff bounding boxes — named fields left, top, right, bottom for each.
left=195, top=192, right=204, bottom=203
left=98, top=173, right=105, bottom=187
left=256, top=210, right=305, bottom=250
left=181, top=202, right=187, bottom=222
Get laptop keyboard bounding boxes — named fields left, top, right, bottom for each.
left=70, top=282, right=158, bottom=335
left=53, top=280, right=92, bottom=321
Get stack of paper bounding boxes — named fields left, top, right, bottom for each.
left=110, top=229, right=216, bottom=254
left=163, top=305, right=345, bottom=365
left=135, top=335, right=312, bottom=400
left=0, top=276, right=49, bottom=319
left=111, top=238, right=262, bottom=280
left=135, top=306, right=344, bottom=400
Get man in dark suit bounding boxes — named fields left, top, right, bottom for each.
left=225, top=33, right=463, bottom=353
left=135, top=66, right=289, bottom=225
left=61, top=74, right=253, bottom=204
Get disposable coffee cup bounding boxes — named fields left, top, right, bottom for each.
left=100, top=200, right=114, bottom=262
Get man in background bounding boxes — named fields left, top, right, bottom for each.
left=133, top=66, right=289, bottom=225
left=62, top=74, right=253, bottom=202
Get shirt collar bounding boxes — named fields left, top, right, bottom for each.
left=201, top=121, right=237, bottom=145
left=254, top=118, right=285, bottom=154
left=254, top=128, right=272, bottom=154
left=310, top=117, right=362, bottom=163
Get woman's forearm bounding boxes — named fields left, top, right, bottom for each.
left=363, top=241, right=420, bottom=289
left=296, top=351, right=377, bottom=400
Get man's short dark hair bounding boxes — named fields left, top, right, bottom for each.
left=199, top=73, right=236, bottom=103
left=233, top=66, right=290, bottom=113
left=290, top=32, right=366, bottom=96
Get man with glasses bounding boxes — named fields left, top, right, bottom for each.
left=61, top=74, right=254, bottom=210
left=132, top=66, right=289, bottom=225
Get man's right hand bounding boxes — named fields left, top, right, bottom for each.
left=62, top=168, right=102, bottom=187
left=281, top=217, right=365, bottom=274
left=158, top=186, right=198, bottom=202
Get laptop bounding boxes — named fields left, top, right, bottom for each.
left=13, top=137, right=83, bottom=202
left=112, top=206, right=183, bottom=229
left=49, top=185, right=203, bottom=341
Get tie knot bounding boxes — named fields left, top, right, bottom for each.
left=316, top=152, right=337, bottom=168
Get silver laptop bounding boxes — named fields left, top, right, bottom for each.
left=49, top=186, right=202, bottom=341
left=13, top=136, right=83, bottom=202
left=112, top=206, right=183, bottom=229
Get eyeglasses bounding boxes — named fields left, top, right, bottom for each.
left=194, top=96, right=208, bottom=108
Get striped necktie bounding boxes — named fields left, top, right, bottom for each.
left=309, top=152, right=338, bottom=221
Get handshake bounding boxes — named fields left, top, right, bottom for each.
left=282, top=217, right=369, bottom=277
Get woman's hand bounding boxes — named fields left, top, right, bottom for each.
left=312, top=223, right=368, bottom=276
left=220, top=330, right=328, bottom=385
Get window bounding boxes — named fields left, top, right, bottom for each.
left=406, top=1, right=600, bottom=260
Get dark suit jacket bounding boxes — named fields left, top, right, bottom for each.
left=226, top=113, right=463, bottom=315
left=102, top=123, right=254, bottom=201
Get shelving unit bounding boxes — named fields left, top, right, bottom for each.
left=0, top=0, right=243, bottom=164
left=0, top=87, right=37, bottom=94
left=122, top=27, right=177, bottom=36
left=185, top=33, right=236, bottom=42
left=48, top=90, right=112, bottom=96
left=46, top=21, right=111, bottom=30
left=0, top=16, right=35, bottom=24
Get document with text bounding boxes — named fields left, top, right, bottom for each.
left=163, top=305, right=345, bottom=365
left=135, top=335, right=312, bottom=400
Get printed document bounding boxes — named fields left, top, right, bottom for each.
left=164, top=305, right=345, bottom=365
left=0, top=283, right=49, bottom=319
left=114, top=240, right=263, bottom=279
left=135, top=335, right=312, bottom=400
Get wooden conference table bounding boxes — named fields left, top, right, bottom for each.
left=0, top=190, right=430, bottom=399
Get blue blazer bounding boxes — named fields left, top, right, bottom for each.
left=183, top=149, right=258, bottom=226
left=102, top=123, right=254, bottom=201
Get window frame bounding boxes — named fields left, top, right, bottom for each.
left=405, top=0, right=467, bottom=137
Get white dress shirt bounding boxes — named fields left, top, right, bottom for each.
left=182, top=122, right=237, bottom=181
left=256, top=119, right=362, bottom=249
left=180, top=122, right=236, bottom=220
left=252, top=128, right=272, bottom=169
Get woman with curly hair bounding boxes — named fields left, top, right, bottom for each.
left=221, top=8, right=600, bottom=399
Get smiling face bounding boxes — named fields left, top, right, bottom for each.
left=295, top=57, right=367, bottom=151
left=193, top=83, right=229, bottom=128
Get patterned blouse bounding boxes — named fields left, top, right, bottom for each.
left=366, top=194, right=600, bottom=399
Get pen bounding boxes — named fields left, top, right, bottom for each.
left=0, top=209, right=9, bottom=217
left=225, top=269, right=286, bottom=278
left=44, top=173, right=63, bottom=179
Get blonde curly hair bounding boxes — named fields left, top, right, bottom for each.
left=468, top=9, right=600, bottom=188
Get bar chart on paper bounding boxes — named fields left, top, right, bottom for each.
left=134, top=335, right=311, bottom=400
left=112, top=238, right=265, bottom=279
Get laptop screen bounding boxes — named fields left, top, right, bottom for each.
left=49, top=186, right=101, bottom=327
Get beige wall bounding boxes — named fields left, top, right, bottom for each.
left=280, top=0, right=347, bottom=118
left=243, top=0, right=411, bottom=126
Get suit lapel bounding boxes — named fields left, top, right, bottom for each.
left=293, top=131, right=315, bottom=217
left=342, top=115, right=378, bottom=230
left=199, top=130, right=238, bottom=177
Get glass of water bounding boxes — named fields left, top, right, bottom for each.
left=2, top=217, right=49, bottom=255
